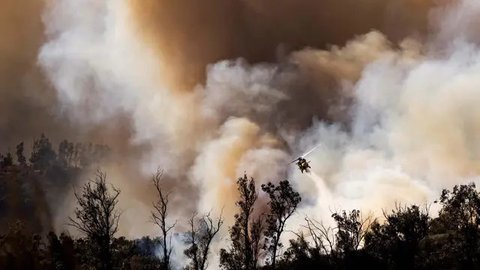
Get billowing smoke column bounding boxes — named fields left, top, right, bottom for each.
left=26, top=0, right=480, bottom=266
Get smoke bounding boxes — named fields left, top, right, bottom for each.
left=4, top=0, right=480, bottom=267
left=33, top=0, right=452, bottom=226
left=0, top=0, right=69, bottom=148
left=127, top=0, right=436, bottom=90
left=289, top=0, right=480, bottom=223
left=190, top=117, right=288, bottom=220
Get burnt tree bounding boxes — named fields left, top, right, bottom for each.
left=151, top=169, right=176, bottom=270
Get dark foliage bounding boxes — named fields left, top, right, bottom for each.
left=15, top=142, right=26, bottom=165
left=332, top=209, right=372, bottom=254
left=422, top=183, right=480, bottom=269
left=184, top=212, right=224, bottom=270
left=0, top=135, right=109, bottom=233
left=29, top=134, right=56, bottom=171
left=4, top=136, right=480, bottom=270
left=261, top=180, right=301, bottom=268
left=364, top=205, right=429, bottom=269
left=220, top=174, right=264, bottom=270
left=68, top=171, right=121, bottom=270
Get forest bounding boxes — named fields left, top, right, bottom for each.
left=0, top=135, right=480, bottom=270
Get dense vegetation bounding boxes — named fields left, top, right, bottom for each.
left=1, top=135, right=480, bottom=269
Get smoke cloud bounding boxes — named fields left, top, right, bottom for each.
left=0, top=0, right=67, bottom=148
left=128, top=0, right=436, bottom=90
left=7, top=0, right=480, bottom=268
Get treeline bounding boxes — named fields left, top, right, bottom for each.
left=0, top=170, right=302, bottom=270
left=2, top=137, right=480, bottom=269
left=2, top=134, right=109, bottom=170
left=0, top=135, right=109, bottom=233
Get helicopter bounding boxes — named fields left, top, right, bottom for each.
left=289, top=144, right=321, bottom=173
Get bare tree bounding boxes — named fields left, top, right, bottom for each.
left=303, top=216, right=337, bottom=256
left=184, top=212, right=224, bottom=270
left=151, top=169, right=176, bottom=270
left=300, top=210, right=373, bottom=259
left=68, top=170, right=120, bottom=270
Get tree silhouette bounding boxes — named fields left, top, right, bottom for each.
left=220, top=174, right=263, bottom=270
left=1, top=152, right=13, bottom=168
left=68, top=170, right=120, bottom=270
left=281, top=231, right=334, bottom=270
left=151, top=169, right=176, bottom=270
left=46, top=232, right=76, bottom=270
left=431, top=183, right=480, bottom=268
left=364, top=205, right=429, bottom=269
left=261, top=180, right=301, bottom=268
left=184, top=212, right=224, bottom=270
left=30, top=134, right=56, bottom=170
left=57, top=140, right=71, bottom=168
left=332, top=209, right=372, bottom=254
left=15, top=142, right=26, bottom=165
left=302, top=216, right=337, bottom=256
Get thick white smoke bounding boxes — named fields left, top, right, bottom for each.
left=296, top=0, right=480, bottom=216
left=38, top=0, right=480, bottom=268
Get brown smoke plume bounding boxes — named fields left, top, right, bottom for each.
left=128, top=0, right=436, bottom=90
left=0, top=0, right=59, bottom=147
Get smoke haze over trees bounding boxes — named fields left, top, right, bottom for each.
left=2, top=148, right=480, bottom=269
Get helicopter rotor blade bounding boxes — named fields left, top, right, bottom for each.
left=301, top=143, right=322, bottom=158
left=289, top=158, right=300, bottom=164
